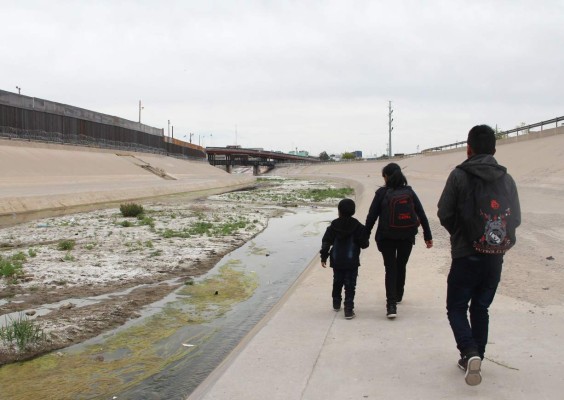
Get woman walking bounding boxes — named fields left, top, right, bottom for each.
left=365, top=163, right=433, bottom=319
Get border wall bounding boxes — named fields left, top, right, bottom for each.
left=0, top=89, right=206, bottom=159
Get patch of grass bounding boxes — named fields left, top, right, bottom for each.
left=161, top=228, right=190, bottom=239
left=11, top=251, right=27, bottom=262
left=149, top=250, right=163, bottom=257
left=137, top=216, right=155, bottom=228
left=0, top=313, right=46, bottom=351
left=190, top=221, right=214, bottom=235
left=120, top=203, right=144, bottom=218
left=63, top=252, right=75, bottom=262
left=298, top=187, right=354, bottom=202
left=160, top=217, right=250, bottom=239
left=57, top=240, right=76, bottom=251
left=85, top=243, right=96, bottom=250
left=28, top=248, right=38, bottom=257
left=119, top=220, right=133, bottom=228
left=214, top=218, right=249, bottom=235
left=0, top=256, right=23, bottom=279
left=145, top=240, right=154, bottom=248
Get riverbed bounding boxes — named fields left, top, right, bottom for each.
left=0, top=177, right=345, bottom=399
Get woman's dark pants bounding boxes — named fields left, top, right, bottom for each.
left=378, top=239, right=414, bottom=305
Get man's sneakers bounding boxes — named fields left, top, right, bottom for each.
left=458, top=354, right=482, bottom=386
left=344, top=309, right=356, bottom=319
left=386, top=304, right=397, bottom=319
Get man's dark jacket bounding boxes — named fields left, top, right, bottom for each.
left=437, top=154, right=521, bottom=259
left=320, top=216, right=369, bottom=269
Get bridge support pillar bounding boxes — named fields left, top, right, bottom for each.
left=253, top=165, right=260, bottom=176
left=226, top=164, right=232, bottom=174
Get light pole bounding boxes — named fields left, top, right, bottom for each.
left=16, top=86, right=21, bottom=95
left=388, top=101, right=394, bottom=158
left=138, top=100, right=144, bottom=123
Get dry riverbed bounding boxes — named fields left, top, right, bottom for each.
left=0, top=177, right=349, bottom=365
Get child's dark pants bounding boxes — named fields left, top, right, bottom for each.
left=332, top=267, right=359, bottom=310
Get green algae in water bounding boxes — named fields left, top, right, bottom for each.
left=0, top=263, right=258, bottom=400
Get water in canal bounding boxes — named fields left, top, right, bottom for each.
left=0, top=205, right=334, bottom=400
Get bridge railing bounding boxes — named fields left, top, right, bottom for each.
left=421, top=116, right=564, bottom=153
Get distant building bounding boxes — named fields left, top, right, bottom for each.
left=289, top=150, right=309, bottom=157
left=353, top=150, right=363, bottom=159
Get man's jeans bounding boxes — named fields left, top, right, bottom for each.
left=446, top=254, right=503, bottom=358
left=332, top=267, right=359, bottom=310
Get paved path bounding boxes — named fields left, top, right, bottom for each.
left=189, top=132, right=564, bottom=399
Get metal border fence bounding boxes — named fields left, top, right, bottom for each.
left=0, top=126, right=207, bottom=162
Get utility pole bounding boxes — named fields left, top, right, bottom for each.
left=138, top=100, right=144, bottom=123
left=168, top=120, right=170, bottom=136
left=16, top=86, right=21, bottom=95
left=388, top=101, right=394, bottom=158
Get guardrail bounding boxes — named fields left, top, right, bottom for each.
left=421, top=116, right=564, bottom=153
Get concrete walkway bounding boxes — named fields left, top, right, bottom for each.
left=189, top=131, right=564, bottom=399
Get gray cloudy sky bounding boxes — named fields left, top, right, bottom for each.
left=2, top=0, right=563, bottom=156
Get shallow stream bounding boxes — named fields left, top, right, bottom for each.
left=0, top=205, right=333, bottom=399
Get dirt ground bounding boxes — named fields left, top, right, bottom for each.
left=0, top=177, right=339, bottom=365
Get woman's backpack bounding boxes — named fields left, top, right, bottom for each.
left=379, top=186, right=420, bottom=239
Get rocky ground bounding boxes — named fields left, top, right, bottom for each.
left=0, top=177, right=345, bottom=365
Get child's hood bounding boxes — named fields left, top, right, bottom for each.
left=330, top=216, right=362, bottom=238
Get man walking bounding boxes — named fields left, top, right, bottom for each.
left=437, top=125, right=521, bottom=386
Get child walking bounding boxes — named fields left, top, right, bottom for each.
left=320, top=198, right=369, bottom=319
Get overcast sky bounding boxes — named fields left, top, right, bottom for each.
left=2, top=0, right=563, bottom=156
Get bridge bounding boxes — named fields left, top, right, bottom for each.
left=206, top=146, right=320, bottom=174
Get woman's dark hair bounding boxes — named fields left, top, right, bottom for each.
left=382, top=163, right=407, bottom=189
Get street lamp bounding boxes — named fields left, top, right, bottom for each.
left=138, top=100, right=144, bottom=123
left=16, top=86, right=21, bottom=95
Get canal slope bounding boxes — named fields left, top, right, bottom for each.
left=0, top=139, right=255, bottom=226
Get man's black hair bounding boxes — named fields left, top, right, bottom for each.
left=338, top=198, right=356, bottom=217
left=467, top=125, right=496, bottom=155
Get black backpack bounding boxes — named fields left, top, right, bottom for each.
left=380, top=186, right=420, bottom=239
left=331, top=234, right=357, bottom=268
left=460, top=174, right=516, bottom=254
